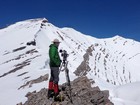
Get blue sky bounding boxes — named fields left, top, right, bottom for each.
left=0, top=0, right=140, bottom=42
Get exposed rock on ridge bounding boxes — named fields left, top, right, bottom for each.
left=74, top=45, right=94, bottom=76
left=22, top=76, right=113, bottom=105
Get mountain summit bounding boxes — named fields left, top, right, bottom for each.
left=0, top=18, right=140, bottom=105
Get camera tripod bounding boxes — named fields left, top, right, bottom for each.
left=59, top=60, right=73, bottom=103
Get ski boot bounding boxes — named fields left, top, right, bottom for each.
left=48, top=89, right=54, bottom=99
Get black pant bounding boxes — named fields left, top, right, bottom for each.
left=49, top=67, right=59, bottom=84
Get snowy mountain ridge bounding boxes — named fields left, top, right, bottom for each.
left=0, top=18, right=140, bottom=105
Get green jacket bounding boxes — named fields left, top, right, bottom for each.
left=49, top=44, right=61, bottom=67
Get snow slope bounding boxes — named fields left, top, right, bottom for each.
left=112, top=82, right=140, bottom=105
left=0, top=18, right=140, bottom=105
left=92, top=77, right=140, bottom=105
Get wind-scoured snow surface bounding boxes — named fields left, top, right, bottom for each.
left=0, top=18, right=140, bottom=105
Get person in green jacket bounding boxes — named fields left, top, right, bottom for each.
left=48, top=39, right=62, bottom=101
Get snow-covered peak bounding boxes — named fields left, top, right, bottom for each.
left=0, top=18, right=140, bottom=105
left=23, top=18, right=48, bottom=22
left=0, top=18, right=48, bottom=32
left=112, top=35, right=124, bottom=39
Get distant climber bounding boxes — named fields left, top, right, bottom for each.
left=47, top=39, right=62, bottom=101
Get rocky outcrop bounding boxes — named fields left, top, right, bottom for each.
left=18, top=74, right=49, bottom=90
left=74, top=45, right=94, bottom=76
left=21, top=76, right=113, bottom=105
